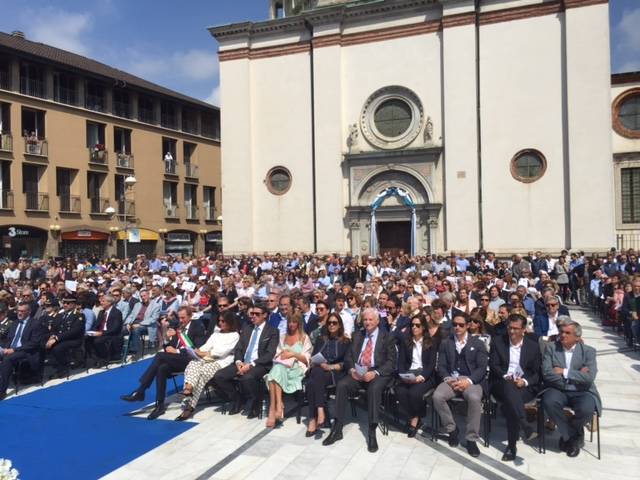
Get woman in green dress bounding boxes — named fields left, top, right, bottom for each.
left=265, top=312, right=312, bottom=428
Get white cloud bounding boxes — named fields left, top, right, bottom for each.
left=127, top=49, right=218, bottom=82
left=204, top=85, right=220, bottom=106
left=27, top=9, right=93, bottom=56
left=620, top=60, right=640, bottom=72
left=618, top=8, right=640, bottom=51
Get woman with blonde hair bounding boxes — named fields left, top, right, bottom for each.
left=264, top=312, right=312, bottom=427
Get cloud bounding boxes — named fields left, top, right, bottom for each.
left=127, top=49, right=218, bottom=83
left=204, top=85, right=220, bottom=106
left=618, top=8, right=640, bottom=51
left=26, top=9, right=93, bottom=56
left=620, top=60, right=640, bottom=72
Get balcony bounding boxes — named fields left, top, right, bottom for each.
left=0, top=132, right=12, bottom=152
left=25, top=192, right=49, bottom=212
left=20, top=77, right=46, bottom=99
left=54, top=86, right=76, bottom=106
left=113, top=100, right=131, bottom=119
left=185, top=204, right=198, bottom=220
left=0, top=190, right=14, bottom=210
left=118, top=200, right=135, bottom=218
left=164, top=159, right=177, bottom=176
left=138, top=107, right=154, bottom=124
left=116, top=152, right=134, bottom=169
left=89, top=147, right=108, bottom=165
left=90, top=197, right=109, bottom=214
left=204, top=206, right=217, bottom=221
left=164, top=204, right=179, bottom=218
left=85, top=94, right=105, bottom=112
left=161, top=113, right=178, bottom=130
left=182, top=117, right=198, bottom=135
left=185, top=163, right=199, bottom=179
left=59, top=195, right=80, bottom=214
left=0, top=69, right=9, bottom=90
left=24, top=137, right=48, bottom=157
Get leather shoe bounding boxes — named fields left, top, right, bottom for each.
left=368, top=425, right=378, bottom=453
left=147, top=404, right=166, bottom=420
left=322, top=421, right=343, bottom=446
left=566, top=440, right=580, bottom=458
left=466, top=441, right=480, bottom=457
left=121, top=391, right=145, bottom=402
left=501, top=446, right=516, bottom=462
left=558, top=437, right=568, bottom=452
left=448, top=426, right=459, bottom=447
left=305, top=430, right=318, bottom=437
left=227, top=402, right=242, bottom=415
left=247, top=408, right=260, bottom=419
left=407, top=424, right=418, bottom=438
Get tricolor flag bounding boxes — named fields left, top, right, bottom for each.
left=177, top=331, right=194, bottom=350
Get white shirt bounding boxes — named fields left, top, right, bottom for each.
left=102, top=308, right=111, bottom=331
left=562, top=345, right=577, bottom=390
left=199, top=331, right=240, bottom=369
left=410, top=338, right=423, bottom=371
left=455, top=333, right=468, bottom=354
left=547, top=313, right=559, bottom=337
left=337, top=309, right=354, bottom=337
left=358, top=327, right=379, bottom=367
left=506, top=340, right=527, bottom=384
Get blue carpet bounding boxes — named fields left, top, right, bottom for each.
left=0, top=360, right=196, bottom=479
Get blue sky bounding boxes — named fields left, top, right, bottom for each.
left=0, top=0, right=638, bottom=107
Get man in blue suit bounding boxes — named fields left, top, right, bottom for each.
left=533, top=295, right=569, bottom=339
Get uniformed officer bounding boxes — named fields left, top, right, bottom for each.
left=45, top=294, right=85, bottom=378
left=0, top=302, right=13, bottom=342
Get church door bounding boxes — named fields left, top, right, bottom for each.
left=378, top=221, right=411, bottom=256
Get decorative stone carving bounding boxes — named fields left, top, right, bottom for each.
left=349, top=221, right=361, bottom=230
left=346, top=123, right=359, bottom=153
left=424, top=116, right=433, bottom=143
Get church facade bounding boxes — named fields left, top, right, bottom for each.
left=209, top=0, right=614, bottom=255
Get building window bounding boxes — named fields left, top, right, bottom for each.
left=113, top=89, right=131, bottom=119
left=85, top=81, right=105, bottom=112
left=266, top=166, right=292, bottom=195
left=360, top=86, right=424, bottom=150
left=161, top=101, right=177, bottom=130
left=621, top=167, right=640, bottom=224
left=138, top=95, right=155, bottom=124
left=53, top=71, right=76, bottom=105
left=20, top=63, right=45, bottom=98
left=613, top=88, right=640, bottom=139
left=510, top=149, right=547, bottom=183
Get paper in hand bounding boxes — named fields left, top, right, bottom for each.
left=399, top=373, right=417, bottom=382
left=355, top=363, right=368, bottom=377
left=310, top=352, right=327, bottom=365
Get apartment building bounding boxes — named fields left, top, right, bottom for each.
left=0, top=31, right=221, bottom=261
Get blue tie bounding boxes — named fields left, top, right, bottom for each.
left=244, top=327, right=259, bottom=363
left=11, top=321, right=25, bottom=348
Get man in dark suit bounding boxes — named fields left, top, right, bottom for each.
left=0, top=302, right=46, bottom=400
left=121, top=305, right=206, bottom=419
left=490, top=314, right=541, bottom=461
left=533, top=294, right=569, bottom=339
left=85, top=293, right=124, bottom=365
left=541, top=320, right=601, bottom=458
left=45, top=294, right=85, bottom=378
left=433, top=312, right=488, bottom=457
left=212, top=303, right=279, bottom=418
left=323, top=307, right=397, bottom=453
left=299, top=296, right=318, bottom=335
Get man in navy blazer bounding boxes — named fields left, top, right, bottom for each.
left=490, top=314, right=541, bottom=461
left=85, top=293, right=124, bottom=365
left=533, top=294, right=569, bottom=338
left=0, top=302, right=46, bottom=400
left=433, top=312, right=488, bottom=457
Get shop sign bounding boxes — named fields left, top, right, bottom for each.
left=206, top=233, right=222, bottom=243
left=128, top=229, right=141, bottom=243
left=7, top=227, right=30, bottom=237
left=77, top=230, right=92, bottom=237
left=167, top=233, right=191, bottom=242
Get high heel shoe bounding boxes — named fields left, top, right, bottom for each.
left=305, top=429, right=318, bottom=437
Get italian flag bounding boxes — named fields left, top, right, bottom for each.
left=178, top=331, right=195, bottom=349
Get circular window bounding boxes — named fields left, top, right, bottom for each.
left=266, top=166, right=291, bottom=195
left=374, top=99, right=412, bottom=137
left=360, top=86, right=424, bottom=150
left=613, top=88, right=640, bottom=139
left=510, top=149, right=547, bottom=183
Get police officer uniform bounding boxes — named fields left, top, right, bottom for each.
left=46, top=295, right=85, bottom=377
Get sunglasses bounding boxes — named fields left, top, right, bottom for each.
left=411, top=323, right=422, bottom=328
left=327, top=321, right=339, bottom=326
left=480, top=298, right=490, bottom=302
left=218, top=303, right=229, bottom=307
left=249, top=311, right=263, bottom=316
left=470, top=319, right=480, bottom=323
left=453, top=322, right=466, bottom=328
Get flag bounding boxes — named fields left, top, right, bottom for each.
left=177, top=331, right=194, bottom=349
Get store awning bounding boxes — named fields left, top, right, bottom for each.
left=116, top=228, right=159, bottom=241
left=62, top=230, right=109, bottom=241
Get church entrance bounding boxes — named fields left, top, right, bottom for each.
left=377, top=221, right=411, bottom=256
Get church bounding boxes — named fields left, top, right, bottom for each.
left=209, top=0, right=614, bottom=256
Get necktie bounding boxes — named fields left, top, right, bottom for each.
left=360, top=334, right=374, bottom=368
left=11, top=321, right=25, bottom=348
left=244, top=327, right=259, bottom=363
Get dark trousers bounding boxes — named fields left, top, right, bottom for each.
left=137, top=352, right=190, bottom=404
left=0, top=350, right=31, bottom=394
left=334, top=374, right=391, bottom=426
left=306, top=367, right=342, bottom=415
left=213, top=363, right=269, bottom=407
left=50, top=339, right=83, bottom=373
left=491, top=380, right=535, bottom=448
left=395, top=379, right=435, bottom=419
left=542, top=388, right=596, bottom=441
left=85, top=335, right=121, bottom=361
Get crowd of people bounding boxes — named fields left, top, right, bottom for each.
left=0, top=248, right=633, bottom=461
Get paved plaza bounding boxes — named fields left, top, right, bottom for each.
left=89, top=307, right=639, bottom=480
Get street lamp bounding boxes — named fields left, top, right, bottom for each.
left=105, top=175, right=137, bottom=259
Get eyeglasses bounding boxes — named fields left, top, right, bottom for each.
left=218, top=304, right=229, bottom=308
left=470, top=319, right=480, bottom=323
left=316, top=307, right=326, bottom=311
left=327, top=321, right=339, bottom=326
left=453, top=322, right=466, bottom=328
left=249, top=311, right=263, bottom=316
left=411, top=323, right=423, bottom=328
left=480, top=298, right=490, bottom=302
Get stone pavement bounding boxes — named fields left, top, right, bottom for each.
left=99, top=307, right=640, bottom=480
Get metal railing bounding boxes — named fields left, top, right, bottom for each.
left=90, top=197, right=109, bottom=214
left=0, top=132, right=12, bottom=152
left=138, top=107, right=154, bottom=124
left=204, top=206, right=216, bottom=221
left=24, top=137, right=48, bottom=156
left=182, top=117, right=199, bottom=135
left=164, top=204, right=179, bottom=218
left=59, top=195, right=80, bottom=213
left=118, top=200, right=135, bottom=217
left=89, top=147, right=108, bottom=164
left=25, top=192, right=48, bottom=211
left=0, top=69, right=10, bottom=90
left=616, top=233, right=640, bottom=252
left=161, top=113, right=177, bottom=130
left=85, top=94, right=105, bottom=112
left=185, top=163, right=199, bottom=178
left=116, top=152, right=134, bottom=169
left=20, top=77, right=46, bottom=98
left=0, top=189, right=13, bottom=209
left=164, top=159, right=177, bottom=175
left=113, top=100, right=131, bottom=119
left=54, top=86, right=76, bottom=105
left=185, top=204, right=198, bottom=220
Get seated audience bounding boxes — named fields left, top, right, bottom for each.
left=45, top=295, right=85, bottom=378
left=85, top=294, right=124, bottom=366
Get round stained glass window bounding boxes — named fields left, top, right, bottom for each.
left=510, top=149, right=547, bottom=183
left=266, top=167, right=291, bottom=195
left=619, top=94, right=640, bottom=132
left=373, top=99, right=412, bottom=138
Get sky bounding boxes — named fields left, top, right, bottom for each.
left=0, top=0, right=638, bottom=107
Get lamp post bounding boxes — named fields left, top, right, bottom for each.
left=105, top=175, right=137, bottom=259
